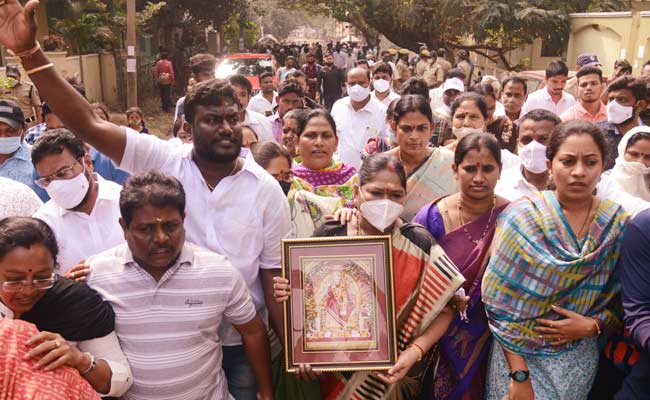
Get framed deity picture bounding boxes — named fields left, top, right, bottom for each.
left=281, top=235, right=397, bottom=372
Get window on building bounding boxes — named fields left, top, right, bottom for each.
left=541, top=39, right=563, bottom=58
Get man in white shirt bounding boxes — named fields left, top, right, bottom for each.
left=521, top=60, right=576, bottom=117
left=229, top=74, right=274, bottom=142
left=331, top=67, right=387, bottom=169
left=31, top=129, right=124, bottom=278
left=496, top=109, right=560, bottom=201
left=370, top=62, right=400, bottom=107
left=247, top=71, right=276, bottom=117
left=496, top=111, right=650, bottom=216
left=174, top=53, right=216, bottom=122
left=87, top=171, right=272, bottom=400
left=434, top=77, right=464, bottom=119
left=429, top=68, right=466, bottom=116
left=23, top=66, right=288, bottom=399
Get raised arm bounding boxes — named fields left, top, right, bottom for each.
left=0, top=0, right=126, bottom=163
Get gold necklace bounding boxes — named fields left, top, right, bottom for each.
left=205, top=159, right=239, bottom=191
left=457, top=195, right=496, bottom=245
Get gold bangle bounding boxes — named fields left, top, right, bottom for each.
left=591, top=317, right=602, bottom=337
left=408, top=342, right=424, bottom=361
left=25, top=63, right=54, bottom=76
left=13, top=42, right=41, bottom=58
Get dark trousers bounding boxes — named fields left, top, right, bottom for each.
left=159, top=84, right=172, bottom=112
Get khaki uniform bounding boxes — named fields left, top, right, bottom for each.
left=415, top=59, right=430, bottom=77
left=423, top=63, right=444, bottom=88
left=436, top=58, right=452, bottom=78
left=396, top=59, right=412, bottom=82
left=3, top=81, right=40, bottom=123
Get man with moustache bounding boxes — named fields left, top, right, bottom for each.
left=31, top=130, right=124, bottom=279
left=500, top=76, right=528, bottom=124
left=87, top=171, right=272, bottom=400
left=318, top=51, right=346, bottom=110
left=8, top=23, right=287, bottom=396
left=521, top=60, right=576, bottom=116
left=560, top=66, right=607, bottom=123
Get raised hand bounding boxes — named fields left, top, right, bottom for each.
left=0, top=0, right=39, bottom=53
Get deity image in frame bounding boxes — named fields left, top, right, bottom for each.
left=299, top=256, right=378, bottom=352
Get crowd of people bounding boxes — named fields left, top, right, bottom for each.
left=2, top=1, right=650, bottom=399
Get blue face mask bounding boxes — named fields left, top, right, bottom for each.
left=0, top=136, right=21, bottom=155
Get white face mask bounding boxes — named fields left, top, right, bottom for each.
left=359, top=192, right=404, bottom=232
left=518, top=140, right=548, bottom=174
left=617, top=159, right=650, bottom=176
left=348, top=84, right=370, bottom=102
left=45, top=165, right=90, bottom=210
left=607, top=100, right=634, bottom=125
left=373, top=79, right=390, bottom=93
left=452, top=127, right=477, bottom=142
left=0, top=136, right=21, bottom=155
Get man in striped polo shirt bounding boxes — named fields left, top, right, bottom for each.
left=87, top=171, right=273, bottom=400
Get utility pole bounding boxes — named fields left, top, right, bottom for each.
left=126, top=0, right=137, bottom=107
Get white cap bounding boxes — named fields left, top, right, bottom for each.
left=442, top=77, right=465, bottom=94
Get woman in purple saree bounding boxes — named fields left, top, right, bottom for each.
left=413, top=132, right=509, bottom=399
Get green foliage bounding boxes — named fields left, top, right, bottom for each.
left=222, top=14, right=260, bottom=49
left=280, top=0, right=626, bottom=70
left=51, top=0, right=114, bottom=54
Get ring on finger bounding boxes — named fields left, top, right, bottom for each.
left=54, top=340, right=61, bottom=348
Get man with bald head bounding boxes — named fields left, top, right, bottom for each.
left=331, top=67, right=387, bottom=169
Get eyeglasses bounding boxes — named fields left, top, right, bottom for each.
left=34, top=159, right=83, bottom=188
left=0, top=274, right=56, bottom=292
left=272, top=172, right=293, bottom=181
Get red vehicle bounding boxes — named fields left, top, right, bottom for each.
left=215, top=53, right=278, bottom=93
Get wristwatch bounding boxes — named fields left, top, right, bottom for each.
left=509, top=370, right=530, bottom=382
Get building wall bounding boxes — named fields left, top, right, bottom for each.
left=3, top=52, right=120, bottom=109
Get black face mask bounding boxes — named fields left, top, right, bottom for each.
left=279, top=180, right=292, bottom=196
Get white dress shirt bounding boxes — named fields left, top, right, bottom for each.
left=32, top=175, right=124, bottom=274
left=496, top=166, right=650, bottom=217
left=248, top=91, right=277, bottom=116
left=244, top=109, right=274, bottom=142
left=495, top=165, right=539, bottom=201
left=118, top=127, right=290, bottom=346
left=429, top=87, right=444, bottom=113
left=331, top=95, right=387, bottom=169
left=521, top=88, right=576, bottom=117
left=371, top=90, right=401, bottom=107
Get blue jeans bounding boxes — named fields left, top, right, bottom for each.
left=223, top=345, right=257, bottom=400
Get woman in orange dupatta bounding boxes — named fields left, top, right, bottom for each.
left=275, top=153, right=466, bottom=400
left=0, top=318, right=100, bottom=400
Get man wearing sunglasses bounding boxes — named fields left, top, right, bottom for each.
left=31, top=129, right=123, bottom=279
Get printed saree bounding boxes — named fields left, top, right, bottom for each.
left=482, top=191, right=629, bottom=357
left=288, top=190, right=344, bottom=238
left=413, top=197, right=509, bottom=400
left=292, top=161, right=358, bottom=207
left=401, top=148, right=458, bottom=222
left=0, top=318, right=100, bottom=400
left=315, top=221, right=466, bottom=400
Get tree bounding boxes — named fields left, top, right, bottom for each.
left=279, top=0, right=626, bottom=70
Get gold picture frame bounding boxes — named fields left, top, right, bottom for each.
left=282, top=235, right=397, bottom=372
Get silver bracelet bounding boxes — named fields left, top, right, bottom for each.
left=80, top=352, right=96, bottom=376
